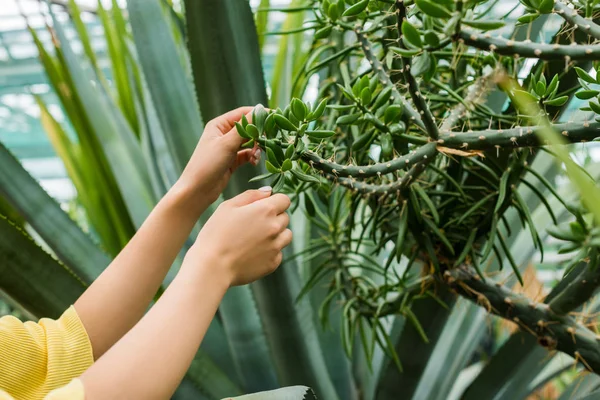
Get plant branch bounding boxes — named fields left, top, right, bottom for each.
left=458, top=30, right=600, bottom=60
left=395, top=1, right=440, bottom=139
left=437, top=121, right=600, bottom=150
left=303, top=142, right=437, bottom=178
left=445, top=265, right=600, bottom=373
left=354, top=30, right=426, bottom=131
left=554, top=2, right=600, bottom=41
left=549, top=250, right=600, bottom=314
left=330, top=154, right=436, bottom=195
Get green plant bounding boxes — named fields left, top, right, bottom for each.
left=236, top=0, right=600, bottom=397
left=3, top=0, right=600, bottom=399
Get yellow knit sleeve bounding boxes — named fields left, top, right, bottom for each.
left=0, top=306, right=93, bottom=400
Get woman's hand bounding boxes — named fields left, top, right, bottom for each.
left=80, top=188, right=292, bottom=399
left=177, top=107, right=261, bottom=205
left=186, top=187, right=292, bottom=286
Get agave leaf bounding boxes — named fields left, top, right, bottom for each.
left=557, top=373, right=600, bottom=399
left=30, top=28, right=136, bottom=253
left=375, top=288, right=455, bottom=400
left=0, top=215, right=86, bottom=319
left=269, top=0, right=306, bottom=108
left=48, top=7, right=155, bottom=229
left=184, top=0, right=268, bottom=120
left=0, top=142, right=109, bottom=282
left=97, top=0, right=138, bottom=134
left=302, top=205, right=357, bottom=400
left=221, top=386, right=317, bottom=400
left=219, top=286, right=279, bottom=392
left=128, top=0, right=202, bottom=172
left=412, top=301, right=486, bottom=400
left=255, top=0, right=271, bottom=51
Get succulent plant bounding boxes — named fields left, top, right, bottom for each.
left=238, top=0, right=600, bottom=378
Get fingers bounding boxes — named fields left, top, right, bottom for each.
left=275, top=229, right=293, bottom=249
left=226, top=187, right=272, bottom=207
left=275, top=212, right=290, bottom=233
left=260, top=193, right=291, bottom=215
left=208, top=106, right=254, bottom=133
left=233, top=147, right=261, bottom=170
left=222, top=110, right=254, bottom=150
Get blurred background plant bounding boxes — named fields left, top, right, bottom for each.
left=1, top=0, right=600, bottom=399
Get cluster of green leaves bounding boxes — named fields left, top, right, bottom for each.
left=576, top=66, right=600, bottom=115
left=517, top=0, right=555, bottom=24
left=235, top=101, right=330, bottom=192
left=519, top=73, right=569, bottom=108
left=548, top=206, right=600, bottom=274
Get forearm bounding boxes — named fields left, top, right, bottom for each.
left=75, top=181, right=211, bottom=359
left=80, top=256, right=228, bottom=400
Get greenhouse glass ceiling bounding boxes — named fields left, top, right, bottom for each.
left=0, top=0, right=275, bottom=201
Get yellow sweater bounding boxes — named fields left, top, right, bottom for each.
left=0, top=306, right=92, bottom=400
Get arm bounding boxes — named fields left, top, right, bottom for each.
left=80, top=189, right=292, bottom=400
left=74, top=107, right=261, bottom=359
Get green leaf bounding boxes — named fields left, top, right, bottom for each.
left=281, top=159, right=293, bottom=172
left=246, top=124, right=260, bottom=139
left=361, top=87, right=373, bottom=105
left=544, top=74, right=559, bottom=97
left=589, top=100, right=600, bottom=114
left=290, top=168, right=321, bottom=184
left=128, top=0, right=202, bottom=170
left=538, top=0, right=554, bottom=13
left=0, top=143, right=109, bottom=282
left=575, top=67, right=596, bottom=84
left=402, top=21, right=423, bottom=48
left=377, top=289, right=455, bottom=399
left=274, top=114, right=299, bottom=131
left=253, top=104, right=269, bottom=134
left=424, top=31, right=440, bottom=48
left=0, top=215, right=86, bottom=319
left=328, top=3, right=340, bottom=20
left=291, top=98, right=308, bottom=121
left=236, top=121, right=251, bottom=139
left=389, top=46, right=421, bottom=57
left=415, top=0, right=452, bottom=18
left=223, top=386, right=317, bottom=400
left=337, top=113, right=362, bottom=125
left=308, top=98, right=328, bottom=120
left=576, top=90, right=600, bottom=99
left=384, top=105, right=403, bottom=124
left=315, top=25, right=333, bottom=40
left=342, top=0, right=369, bottom=16
left=461, top=19, right=505, bottom=30
left=517, top=13, right=540, bottom=24
left=411, top=52, right=432, bottom=78
left=218, top=286, right=279, bottom=393
left=185, top=349, right=244, bottom=399
left=266, top=160, right=281, bottom=173
left=306, top=130, right=336, bottom=139
left=48, top=7, right=155, bottom=229
left=543, top=96, right=569, bottom=107
left=266, top=147, right=282, bottom=168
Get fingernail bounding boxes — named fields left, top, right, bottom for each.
left=255, top=148, right=262, bottom=160
left=259, top=186, right=272, bottom=192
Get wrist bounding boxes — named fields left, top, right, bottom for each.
left=166, top=179, right=212, bottom=218
left=180, top=248, right=232, bottom=291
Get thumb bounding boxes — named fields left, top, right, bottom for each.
left=228, top=186, right=272, bottom=207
